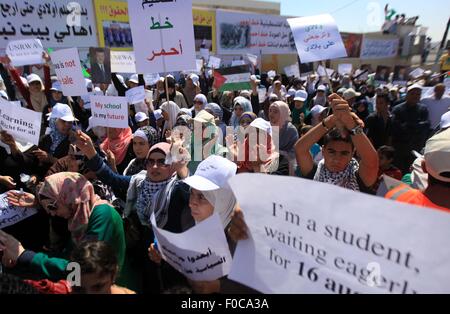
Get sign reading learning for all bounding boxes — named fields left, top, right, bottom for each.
left=128, top=0, right=196, bottom=74
left=151, top=213, right=232, bottom=281
left=0, top=98, right=42, bottom=146
left=228, top=174, right=450, bottom=294
left=6, top=39, right=44, bottom=67
left=50, top=48, right=87, bottom=96
left=90, top=95, right=128, bottom=128
left=287, top=14, right=347, bottom=64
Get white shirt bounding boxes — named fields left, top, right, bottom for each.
left=421, top=95, right=450, bottom=129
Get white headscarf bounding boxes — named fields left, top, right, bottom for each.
left=160, top=101, right=181, bottom=133
left=202, top=189, right=236, bottom=228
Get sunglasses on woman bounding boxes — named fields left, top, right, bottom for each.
left=145, top=158, right=169, bottom=167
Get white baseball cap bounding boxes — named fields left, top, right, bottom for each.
left=50, top=81, right=62, bottom=92
left=27, top=74, right=42, bottom=84
left=47, top=103, right=78, bottom=122
left=310, top=105, right=327, bottom=117
left=184, top=155, right=237, bottom=191
left=424, top=128, right=450, bottom=183
left=407, top=84, right=423, bottom=92
left=153, top=109, right=163, bottom=120
left=294, top=90, right=308, bottom=102
left=135, top=112, right=149, bottom=123
left=129, top=74, right=139, bottom=84
left=249, top=117, right=273, bottom=136
left=189, top=73, right=200, bottom=87
left=440, top=111, right=450, bottom=129
left=343, top=88, right=361, bottom=100
left=317, top=85, right=327, bottom=92
left=286, top=88, right=297, bottom=98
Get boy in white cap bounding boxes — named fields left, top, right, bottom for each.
left=135, top=112, right=150, bottom=128
left=386, top=128, right=450, bottom=211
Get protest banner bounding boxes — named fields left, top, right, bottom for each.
left=50, top=48, right=88, bottom=96
left=246, top=53, right=258, bottom=67
left=196, top=59, right=204, bottom=73
left=128, top=0, right=196, bottom=74
left=284, top=64, right=300, bottom=78
left=94, top=0, right=132, bottom=50
left=231, top=60, right=246, bottom=67
left=374, top=66, right=391, bottom=84
left=0, top=192, right=38, bottom=229
left=340, top=33, right=363, bottom=58
left=110, top=51, right=136, bottom=73
left=0, top=98, right=41, bottom=146
left=193, top=9, right=216, bottom=52
left=258, top=87, right=267, bottom=103
left=410, top=68, right=425, bottom=79
left=200, top=48, right=210, bottom=61
left=151, top=213, right=232, bottom=281
left=6, top=39, right=44, bottom=67
left=144, top=73, right=161, bottom=86
left=228, top=174, right=450, bottom=294
left=338, top=64, right=353, bottom=75
left=207, top=56, right=221, bottom=69
left=125, top=86, right=145, bottom=105
left=288, top=14, right=347, bottom=64
left=317, top=65, right=335, bottom=77
left=393, top=66, right=410, bottom=86
left=0, top=0, right=98, bottom=49
left=360, top=38, right=399, bottom=59
left=216, top=10, right=296, bottom=55
left=90, top=95, right=128, bottom=128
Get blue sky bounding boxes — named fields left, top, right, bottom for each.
left=261, top=0, right=449, bottom=43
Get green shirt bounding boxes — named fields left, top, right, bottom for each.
left=27, top=204, right=125, bottom=281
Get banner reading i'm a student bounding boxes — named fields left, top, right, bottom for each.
left=228, top=174, right=450, bottom=294
left=128, top=0, right=196, bottom=73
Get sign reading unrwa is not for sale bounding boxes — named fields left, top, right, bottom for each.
left=228, top=174, right=450, bottom=294
left=50, top=48, right=87, bottom=96
left=90, top=96, right=128, bottom=128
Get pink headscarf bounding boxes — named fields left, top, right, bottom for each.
left=269, top=101, right=291, bottom=127
left=100, top=127, right=133, bottom=165
left=39, top=172, right=109, bottom=244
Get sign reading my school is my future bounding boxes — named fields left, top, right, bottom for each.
left=90, top=95, right=128, bottom=128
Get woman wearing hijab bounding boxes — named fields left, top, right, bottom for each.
left=75, top=132, right=190, bottom=292
left=100, top=127, right=135, bottom=175
left=228, top=118, right=289, bottom=176
left=7, top=52, right=51, bottom=112
left=269, top=101, right=299, bottom=157
left=205, top=102, right=227, bottom=141
left=191, top=94, right=208, bottom=118
left=1, top=173, right=127, bottom=285
left=160, top=101, right=181, bottom=139
left=148, top=155, right=259, bottom=293
left=229, top=96, right=253, bottom=130
left=34, top=103, right=78, bottom=177
left=123, top=126, right=159, bottom=176
left=238, top=112, right=257, bottom=129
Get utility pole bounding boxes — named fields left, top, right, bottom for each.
left=435, top=17, right=450, bottom=64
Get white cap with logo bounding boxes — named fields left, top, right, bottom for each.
left=135, top=112, right=149, bottom=123
left=47, top=103, right=78, bottom=122
left=184, top=155, right=237, bottom=191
